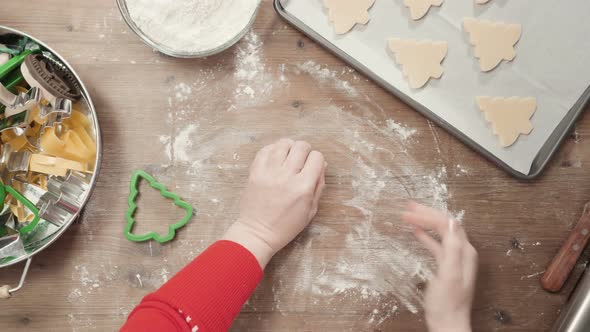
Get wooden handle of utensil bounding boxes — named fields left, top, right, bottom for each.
left=541, top=202, right=590, bottom=292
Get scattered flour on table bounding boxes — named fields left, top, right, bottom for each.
left=68, top=313, right=96, bottom=332
left=151, top=58, right=463, bottom=326
left=172, top=124, right=198, bottom=162
left=233, top=32, right=273, bottom=102
left=456, top=164, right=469, bottom=175
left=126, top=0, right=260, bottom=54
left=295, top=60, right=359, bottom=96
left=386, top=119, right=417, bottom=141
left=263, top=105, right=463, bottom=322
left=174, top=83, right=192, bottom=102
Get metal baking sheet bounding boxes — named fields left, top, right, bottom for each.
left=274, top=0, right=590, bottom=179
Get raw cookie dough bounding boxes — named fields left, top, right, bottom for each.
left=404, top=0, right=444, bottom=20
left=388, top=38, right=448, bottom=89
left=476, top=96, right=536, bottom=147
left=476, top=0, right=491, bottom=4
left=323, top=0, right=375, bottom=34
left=464, top=18, right=522, bottom=72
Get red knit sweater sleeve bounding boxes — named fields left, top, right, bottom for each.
left=120, top=240, right=264, bottom=332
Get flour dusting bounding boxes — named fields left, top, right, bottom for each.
left=295, top=60, right=359, bottom=96
left=386, top=119, right=417, bottom=141
left=173, top=124, right=198, bottom=162
left=233, top=32, right=272, bottom=102
left=262, top=105, right=462, bottom=321
left=149, top=58, right=463, bottom=327
left=126, top=0, right=260, bottom=54
left=174, top=83, right=192, bottom=102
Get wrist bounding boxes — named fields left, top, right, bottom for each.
left=222, top=221, right=276, bottom=269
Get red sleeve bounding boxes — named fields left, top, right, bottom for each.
left=120, top=240, right=264, bottom=332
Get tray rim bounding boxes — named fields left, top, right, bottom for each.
left=273, top=0, right=590, bottom=180
left=0, top=25, right=103, bottom=268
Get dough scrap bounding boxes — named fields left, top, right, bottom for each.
left=476, top=96, right=536, bottom=147
left=403, top=0, right=444, bottom=20
left=0, top=285, right=10, bottom=299
left=388, top=38, right=448, bottom=89
left=323, top=0, right=375, bottom=34
left=464, top=18, right=522, bottom=72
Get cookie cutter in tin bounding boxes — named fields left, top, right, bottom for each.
left=0, top=85, right=39, bottom=117
left=37, top=171, right=90, bottom=226
left=39, top=97, right=72, bottom=129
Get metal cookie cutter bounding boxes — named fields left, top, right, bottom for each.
left=38, top=97, right=72, bottom=129
left=0, top=85, right=39, bottom=118
left=0, top=46, right=41, bottom=117
left=124, top=170, right=194, bottom=244
left=0, top=143, right=30, bottom=172
left=37, top=171, right=90, bottom=226
left=0, top=143, right=30, bottom=186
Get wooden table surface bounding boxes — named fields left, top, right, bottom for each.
left=2, top=1, right=590, bottom=331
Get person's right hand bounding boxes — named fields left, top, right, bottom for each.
left=223, top=138, right=326, bottom=268
left=402, top=202, right=478, bottom=332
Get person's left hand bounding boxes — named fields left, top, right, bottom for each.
left=223, top=138, right=326, bottom=268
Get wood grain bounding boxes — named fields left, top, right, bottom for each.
left=0, top=1, right=589, bottom=332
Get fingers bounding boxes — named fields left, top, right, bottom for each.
left=252, top=144, right=274, bottom=169
left=442, top=220, right=463, bottom=266
left=315, top=162, right=327, bottom=197
left=403, top=201, right=452, bottom=235
left=310, top=162, right=327, bottom=217
left=462, top=242, right=479, bottom=288
left=269, top=138, right=294, bottom=165
left=284, top=141, right=312, bottom=172
left=300, top=151, right=325, bottom=186
left=413, top=227, right=442, bottom=262
left=404, top=202, right=477, bottom=285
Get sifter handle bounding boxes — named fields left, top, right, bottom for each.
left=541, top=202, right=590, bottom=292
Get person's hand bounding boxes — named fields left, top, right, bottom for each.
left=223, top=139, right=326, bottom=268
left=402, top=202, right=478, bottom=332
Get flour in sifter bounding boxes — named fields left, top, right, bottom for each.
left=125, top=0, right=260, bottom=54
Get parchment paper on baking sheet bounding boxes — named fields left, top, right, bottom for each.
left=283, top=0, right=590, bottom=175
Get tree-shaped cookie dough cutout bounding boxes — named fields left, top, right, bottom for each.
left=476, top=96, right=536, bottom=147
left=388, top=38, right=448, bottom=89
left=323, top=0, right=376, bottom=34
left=464, top=18, right=522, bottom=72
left=404, top=0, right=444, bottom=20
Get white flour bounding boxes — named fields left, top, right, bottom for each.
left=125, top=0, right=260, bottom=54
left=387, top=119, right=417, bottom=141
left=153, top=58, right=465, bottom=320
left=233, top=32, right=272, bottom=102
left=296, top=60, right=359, bottom=96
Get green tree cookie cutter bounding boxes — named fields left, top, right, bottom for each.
left=124, top=170, right=194, bottom=243
left=0, top=184, right=40, bottom=235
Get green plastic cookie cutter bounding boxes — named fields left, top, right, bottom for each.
left=124, top=170, right=194, bottom=243
left=0, top=184, right=40, bottom=235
